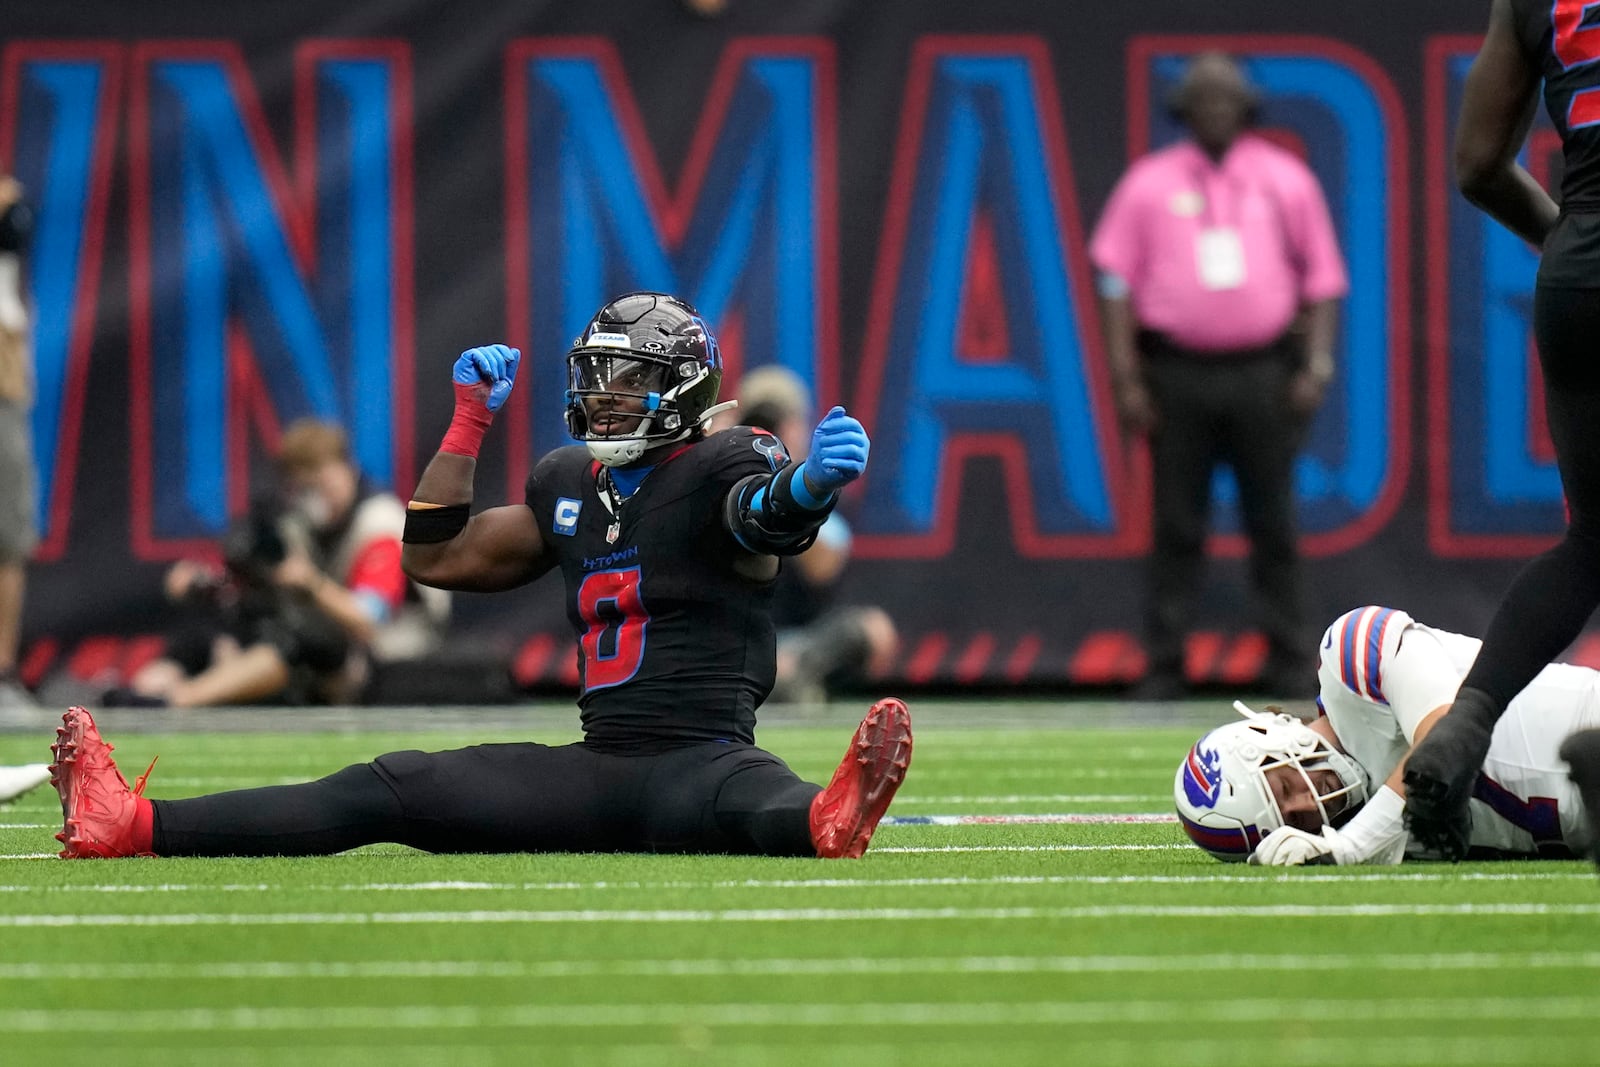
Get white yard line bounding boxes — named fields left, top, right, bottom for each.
left=51, top=1038, right=1591, bottom=1067
left=3, top=902, right=1600, bottom=927
left=2, top=950, right=1599, bottom=982
left=0, top=995, right=1596, bottom=1033
left=0, top=870, right=1590, bottom=895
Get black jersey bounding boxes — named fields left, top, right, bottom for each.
left=525, top=426, right=789, bottom=751
left=1513, top=0, right=1600, bottom=282
left=1515, top=0, right=1600, bottom=209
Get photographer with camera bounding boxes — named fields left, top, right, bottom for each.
left=114, top=419, right=449, bottom=708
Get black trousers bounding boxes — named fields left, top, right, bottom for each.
left=1457, top=284, right=1600, bottom=713
left=150, top=740, right=822, bottom=858
left=1140, top=335, right=1308, bottom=681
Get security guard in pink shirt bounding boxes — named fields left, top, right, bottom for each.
left=1089, top=52, right=1348, bottom=701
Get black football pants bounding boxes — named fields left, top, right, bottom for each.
left=1456, top=284, right=1600, bottom=714
left=150, top=741, right=822, bottom=857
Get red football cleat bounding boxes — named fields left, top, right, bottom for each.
left=49, top=706, right=156, bottom=859
left=809, top=697, right=913, bottom=859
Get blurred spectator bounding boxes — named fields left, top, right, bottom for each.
left=1089, top=52, right=1347, bottom=701
left=0, top=173, right=38, bottom=708
left=733, top=366, right=897, bottom=704
left=116, top=419, right=449, bottom=707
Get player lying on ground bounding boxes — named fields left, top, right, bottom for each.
left=1174, top=605, right=1600, bottom=866
left=49, top=291, right=912, bottom=860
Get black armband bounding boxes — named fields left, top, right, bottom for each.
left=722, top=464, right=836, bottom=556
left=402, top=502, right=470, bottom=544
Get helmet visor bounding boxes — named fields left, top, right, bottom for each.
left=568, top=350, right=671, bottom=397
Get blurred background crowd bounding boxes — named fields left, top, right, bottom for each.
left=0, top=1, right=1562, bottom=709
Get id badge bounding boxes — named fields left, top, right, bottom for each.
left=1195, top=226, right=1247, bottom=291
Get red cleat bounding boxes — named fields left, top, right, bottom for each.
left=49, top=706, right=156, bottom=859
left=809, top=697, right=913, bottom=859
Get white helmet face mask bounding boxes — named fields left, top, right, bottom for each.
left=1174, top=701, right=1371, bottom=861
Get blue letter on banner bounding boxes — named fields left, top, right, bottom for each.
left=4, top=47, right=120, bottom=559
left=130, top=44, right=407, bottom=555
left=506, top=39, right=835, bottom=482
left=853, top=39, right=1131, bottom=559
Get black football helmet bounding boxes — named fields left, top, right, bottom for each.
left=564, top=292, right=729, bottom=466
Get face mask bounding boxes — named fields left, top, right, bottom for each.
left=294, top=489, right=333, bottom=529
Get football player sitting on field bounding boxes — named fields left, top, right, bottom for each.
left=48, top=292, right=912, bottom=862
left=1174, top=605, right=1600, bottom=867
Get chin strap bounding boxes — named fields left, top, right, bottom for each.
left=698, top=400, right=738, bottom=426
left=1233, top=699, right=1271, bottom=722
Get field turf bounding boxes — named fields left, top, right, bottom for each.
left=1, top=700, right=1597, bottom=1066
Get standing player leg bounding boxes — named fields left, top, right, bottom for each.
left=1560, top=728, right=1600, bottom=871
left=1406, top=285, right=1600, bottom=858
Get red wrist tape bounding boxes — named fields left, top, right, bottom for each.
left=440, top=381, right=495, bottom=458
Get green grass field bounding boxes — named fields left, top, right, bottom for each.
left=2, top=702, right=1597, bottom=1066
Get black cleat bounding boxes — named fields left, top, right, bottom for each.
left=1559, top=729, right=1600, bottom=871
left=1403, top=693, right=1497, bottom=862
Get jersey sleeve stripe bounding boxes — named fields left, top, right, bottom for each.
left=1338, top=607, right=1368, bottom=696
left=1363, top=608, right=1397, bottom=705
left=1337, top=606, right=1396, bottom=702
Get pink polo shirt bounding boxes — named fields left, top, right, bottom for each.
left=1089, top=134, right=1348, bottom=353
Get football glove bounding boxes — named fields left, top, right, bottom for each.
left=452, top=343, right=520, bottom=414
left=1250, top=825, right=1339, bottom=866
left=801, top=406, right=870, bottom=495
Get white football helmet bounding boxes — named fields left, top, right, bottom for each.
left=1174, top=701, right=1371, bottom=861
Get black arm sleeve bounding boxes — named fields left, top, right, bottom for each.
left=722, top=462, right=838, bottom=556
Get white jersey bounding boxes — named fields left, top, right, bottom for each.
left=1316, top=605, right=1600, bottom=857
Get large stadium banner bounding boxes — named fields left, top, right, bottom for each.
left=0, top=1, right=1568, bottom=690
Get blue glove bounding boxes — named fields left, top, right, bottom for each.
left=800, top=406, right=870, bottom=495
left=452, top=344, right=521, bottom=414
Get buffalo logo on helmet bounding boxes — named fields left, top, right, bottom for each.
left=1181, top=740, right=1224, bottom=809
